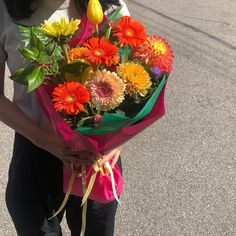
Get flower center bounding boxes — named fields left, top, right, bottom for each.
left=65, top=94, right=76, bottom=103
left=124, top=28, right=135, bottom=37
left=96, top=82, right=113, bottom=97
left=94, top=48, right=105, bottom=57
left=153, top=42, right=167, bottom=54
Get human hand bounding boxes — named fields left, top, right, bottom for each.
left=33, top=128, right=94, bottom=170
left=99, top=146, right=123, bottom=168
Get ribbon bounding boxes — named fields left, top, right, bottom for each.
left=48, top=163, right=77, bottom=220
left=80, top=164, right=87, bottom=236
left=81, top=159, right=120, bottom=206
left=104, top=162, right=121, bottom=205
left=48, top=159, right=120, bottom=236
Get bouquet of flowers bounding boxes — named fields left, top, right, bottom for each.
left=10, top=0, right=173, bottom=234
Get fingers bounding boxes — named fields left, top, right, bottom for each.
left=99, top=150, right=116, bottom=166
left=60, top=154, right=93, bottom=168
left=62, top=148, right=95, bottom=159
left=99, top=146, right=122, bottom=167
left=61, top=148, right=95, bottom=164
left=111, top=151, right=120, bottom=169
left=61, top=146, right=123, bottom=169
left=66, top=156, right=94, bottom=165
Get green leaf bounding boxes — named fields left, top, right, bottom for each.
left=51, top=62, right=59, bottom=74
left=9, top=66, right=36, bottom=85
left=18, top=25, right=32, bottom=45
left=31, top=27, right=49, bottom=43
left=44, top=42, right=63, bottom=63
left=31, top=31, right=44, bottom=51
left=27, top=67, right=45, bottom=93
left=18, top=47, right=38, bottom=61
left=18, top=25, right=49, bottom=43
left=18, top=25, right=50, bottom=63
left=28, top=30, right=45, bottom=63
left=59, top=62, right=89, bottom=77
left=45, top=42, right=56, bottom=56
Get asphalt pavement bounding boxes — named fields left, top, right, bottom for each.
left=0, top=0, right=236, bottom=235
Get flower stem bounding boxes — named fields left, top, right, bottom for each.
left=105, top=27, right=112, bottom=40
left=62, top=44, right=70, bottom=64
left=122, top=46, right=129, bottom=64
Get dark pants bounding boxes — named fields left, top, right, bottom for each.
left=6, top=133, right=120, bottom=236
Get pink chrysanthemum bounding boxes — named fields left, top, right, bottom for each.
left=132, top=36, right=174, bottom=75
left=86, top=70, right=125, bottom=111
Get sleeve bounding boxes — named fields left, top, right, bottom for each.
left=0, top=0, right=8, bottom=63
left=0, top=44, right=6, bottom=63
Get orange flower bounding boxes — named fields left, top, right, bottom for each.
left=112, top=16, right=147, bottom=48
left=132, top=36, right=174, bottom=75
left=117, top=62, right=151, bottom=98
left=82, top=37, right=119, bottom=66
left=68, top=47, right=87, bottom=61
left=111, top=54, right=120, bottom=65
left=52, top=82, right=90, bottom=115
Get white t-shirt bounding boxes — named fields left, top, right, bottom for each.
left=0, top=0, right=129, bottom=128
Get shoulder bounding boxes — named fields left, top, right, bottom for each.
left=0, top=0, right=12, bottom=25
left=0, top=0, right=7, bottom=14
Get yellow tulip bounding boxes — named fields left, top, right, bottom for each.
left=87, top=0, right=103, bottom=26
left=41, top=17, right=81, bottom=37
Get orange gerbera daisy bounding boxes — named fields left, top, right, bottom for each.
left=112, top=16, right=147, bottom=48
left=82, top=37, right=119, bottom=66
left=132, top=36, right=174, bottom=75
left=52, top=82, right=90, bottom=115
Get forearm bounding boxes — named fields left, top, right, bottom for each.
left=0, top=94, right=44, bottom=144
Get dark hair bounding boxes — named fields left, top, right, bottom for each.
left=4, top=0, right=121, bottom=20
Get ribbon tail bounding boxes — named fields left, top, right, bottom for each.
left=48, top=172, right=77, bottom=220
left=80, top=165, right=87, bottom=236
left=105, top=162, right=121, bottom=205
left=80, top=201, right=88, bottom=236
left=81, top=171, right=98, bottom=206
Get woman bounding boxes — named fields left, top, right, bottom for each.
left=0, top=0, right=129, bottom=235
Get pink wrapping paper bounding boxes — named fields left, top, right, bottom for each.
left=63, top=160, right=123, bottom=203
